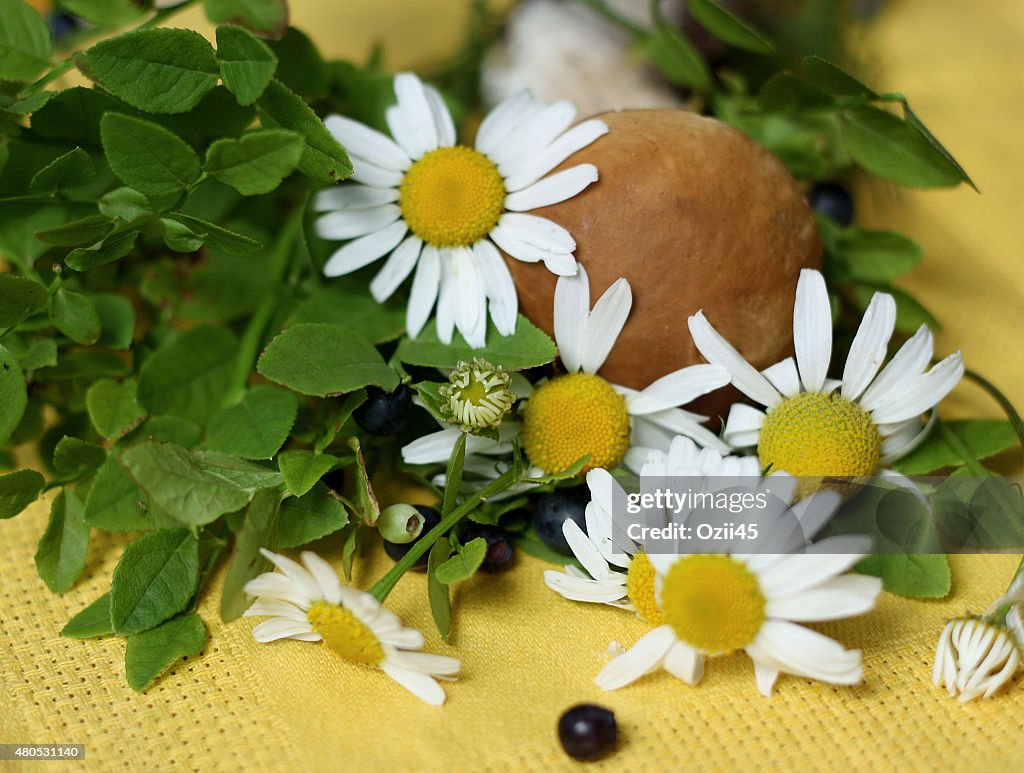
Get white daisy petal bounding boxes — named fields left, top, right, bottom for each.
left=401, top=427, right=460, bottom=465
left=243, top=573, right=310, bottom=609
left=381, top=665, right=446, bottom=705
left=627, top=364, right=730, bottom=415
left=474, top=239, right=518, bottom=336
left=488, top=222, right=576, bottom=274
left=435, top=252, right=457, bottom=344
left=553, top=266, right=590, bottom=372
left=544, top=571, right=628, bottom=603
left=496, top=213, right=576, bottom=253
left=754, top=660, right=780, bottom=697
left=244, top=598, right=308, bottom=621
left=390, top=72, right=439, bottom=157
left=879, top=416, right=930, bottom=461
left=580, top=278, right=632, bottom=374
left=370, top=235, right=423, bottom=302
left=757, top=552, right=866, bottom=598
left=595, top=625, right=677, bottom=691
left=503, top=119, right=609, bottom=192
left=662, top=641, right=706, bottom=685
left=252, top=617, right=316, bottom=642
left=349, top=156, right=404, bottom=188
left=841, top=290, right=898, bottom=400
left=300, top=551, right=344, bottom=606
left=722, top=403, right=766, bottom=449
left=258, top=549, right=322, bottom=601
left=450, top=247, right=486, bottom=347
left=422, top=84, right=456, bottom=147
left=316, top=204, right=401, bottom=241
left=858, top=324, right=934, bottom=411
left=793, top=269, right=833, bottom=392
left=766, top=574, right=882, bottom=621
left=868, top=352, right=964, bottom=424
left=493, top=101, right=577, bottom=170
left=563, top=519, right=612, bottom=580
left=688, top=311, right=782, bottom=408
left=323, top=114, right=410, bottom=171
left=323, top=221, right=408, bottom=277
left=314, top=186, right=398, bottom=212
left=748, top=621, right=863, bottom=684
left=386, top=649, right=460, bottom=676
left=475, top=90, right=542, bottom=155
left=633, top=408, right=731, bottom=455
left=762, top=357, right=801, bottom=398
left=504, top=164, right=598, bottom=211
left=406, top=244, right=441, bottom=339
left=378, top=627, right=426, bottom=650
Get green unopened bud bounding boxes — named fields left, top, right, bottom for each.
left=439, top=357, right=514, bottom=433
left=378, top=504, right=425, bottom=544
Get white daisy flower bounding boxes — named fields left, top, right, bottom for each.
left=933, top=616, right=1021, bottom=702
left=316, top=72, right=608, bottom=347
left=244, top=549, right=460, bottom=705
left=687, top=268, right=964, bottom=479
left=521, top=265, right=732, bottom=476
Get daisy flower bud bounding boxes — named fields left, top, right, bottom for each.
left=439, top=357, right=514, bottom=432
left=933, top=616, right=1021, bottom=702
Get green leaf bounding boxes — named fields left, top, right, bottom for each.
left=0, top=0, right=53, bottom=82
left=133, top=415, right=202, bottom=448
left=837, top=228, right=923, bottom=283
left=166, top=213, right=261, bottom=256
left=686, top=0, right=773, bottom=54
left=98, top=187, right=152, bottom=221
left=856, top=554, right=951, bottom=599
left=60, top=0, right=149, bottom=26
left=278, top=450, right=339, bottom=497
left=801, top=56, right=877, bottom=100
left=190, top=450, right=283, bottom=490
left=220, top=487, right=282, bottom=622
left=84, top=457, right=179, bottom=531
left=0, top=468, right=45, bottom=519
left=6, top=336, right=56, bottom=370
left=256, top=79, right=352, bottom=184
left=61, top=593, right=113, bottom=639
left=206, top=385, right=298, bottom=460
left=34, top=490, right=90, bottom=593
left=850, top=283, right=939, bottom=334
left=427, top=539, right=452, bottom=640
left=216, top=25, right=278, bottom=106
left=513, top=529, right=577, bottom=566
left=29, top=147, right=95, bottom=191
left=75, top=28, right=219, bottom=114
left=48, top=288, right=101, bottom=345
left=434, top=537, right=487, bottom=584
left=258, top=322, right=398, bottom=396
left=205, top=0, right=289, bottom=39
left=0, top=273, right=47, bottom=327
left=65, top=229, right=138, bottom=271
left=37, top=215, right=114, bottom=247
left=902, top=102, right=976, bottom=191
left=110, top=528, right=200, bottom=635
left=277, top=482, right=349, bottom=549
left=204, top=129, right=303, bottom=195
left=0, top=344, right=28, bottom=444
left=53, top=436, right=105, bottom=477
left=266, top=27, right=327, bottom=98
left=841, top=105, right=963, bottom=188
left=396, top=316, right=557, bottom=371
left=441, top=433, right=467, bottom=518
left=287, top=283, right=407, bottom=343
left=646, top=21, right=710, bottom=90
left=92, top=293, right=135, bottom=349
left=137, top=326, right=238, bottom=424
left=345, top=436, right=379, bottom=525
left=86, top=379, right=146, bottom=440
left=121, top=442, right=257, bottom=526
left=892, top=420, right=1020, bottom=475
left=29, top=87, right=125, bottom=146
left=160, top=218, right=204, bottom=253
left=758, top=72, right=836, bottom=113
left=124, top=613, right=206, bottom=692
left=100, top=113, right=201, bottom=198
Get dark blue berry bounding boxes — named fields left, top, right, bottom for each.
left=533, top=489, right=589, bottom=555
left=808, top=182, right=855, bottom=227
left=48, top=12, right=81, bottom=41
left=558, top=704, right=617, bottom=761
left=353, top=384, right=412, bottom=436
left=383, top=505, right=440, bottom=566
left=463, top=523, right=515, bottom=572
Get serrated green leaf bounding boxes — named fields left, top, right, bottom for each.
left=60, top=0, right=150, bottom=26
left=278, top=450, right=339, bottom=497
left=205, top=0, right=289, bottom=39
left=30, top=147, right=95, bottom=191
left=396, top=316, right=557, bottom=371
left=204, top=129, right=303, bottom=195
left=206, top=385, right=298, bottom=460
left=98, top=187, right=152, bottom=221
left=65, top=229, right=138, bottom=271
left=220, top=487, right=282, bottom=621
left=838, top=228, right=923, bottom=283
left=286, top=283, right=407, bottom=344
left=30, top=87, right=125, bottom=146
left=61, top=593, right=113, bottom=639
left=892, top=420, right=1019, bottom=474
left=427, top=539, right=452, bottom=640
left=856, top=554, right=951, bottom=598
left=110, top=528, right=200, bottom=635
left=686, top=0, right=773, bottom=54
left=53, top=436, right=105, bottom=476
left=160, top=217, right=204, bottom=253
left=434, top=537, right=487, bottom=584
left=190, top=450, right=284, bottom=490
left=646, top=21, right=710, bottom=90
left=125, top=613, right=206, bottom=692
left=1, top=345, right=29, bottom=443
left=167, top=213, right=261, bottom=256
left=277, top=482, right=349, bottom=549
left=258, top=322, right=398, bottom=396
left=801, top=56, right=878, bottom=100
left=0, top=468, right=45, bottom=519
left=216, top=25, right=278, bottom=106
left=100, top=113, right=200, bottom=198
left=75, top=28, right=219, bottom=114
left=84, top=457, right=179, bottom=531
left=266, top=27, right=326, bottom=97
left=87, top=379, right=147, bottom=440
left=37, top=215, right=114, bottom=247
left=0, top=273, right=47, bottom=327
left=48, top=288, right=100, bottom=345
left=34, top=490, right=90, bottom=593
left=122, top=442, right=257, bottom=526
left=0, top=0, right=53, bottom=82
left=92, top=293, right=135, bottom=349
left=841, top=105, right=963, bottom=188
left=136, top=326, right=237, bottom=424
left=256, top=79, right=352, bottom=184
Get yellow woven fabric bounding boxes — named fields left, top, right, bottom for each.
left=3, top=0, right=1024, bottom=771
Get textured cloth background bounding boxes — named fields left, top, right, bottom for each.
left=3, top=0, right=1024, bottom=770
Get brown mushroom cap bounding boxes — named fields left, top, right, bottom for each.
left=504, top=109, right=822, bottom=418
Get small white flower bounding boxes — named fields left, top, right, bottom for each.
left=316, top=72, right=607, bottom=347
left=244, top=549, right=460, bottom=705
left=687, top=268, right=964, bottom=478
left=933, top=617, right=1021, bottom=702
left=438, top=357, right=515, bottom=432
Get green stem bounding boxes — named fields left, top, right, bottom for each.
left=140, top=0, right=201, bottom=29
left=17, top=60, right=73, bottom=99
left=368, top=468, right=518, bottom=602
left=936, top=417, right=989, bottom=477
left=964, top=368, right=1024, bottom=450
left=580, top=0, right=648, bottom=36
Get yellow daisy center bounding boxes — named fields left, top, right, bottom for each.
left=307, top=601, right=384, bottom=666
left=660, top=555, right=766, bottom=655
left=522, top=373, right=631, bottom=474
left=758, top=391, right=881, bottom=481
left=399, top=145, right=505, bottom=247
left=626, top=553, right=664, bottom=625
